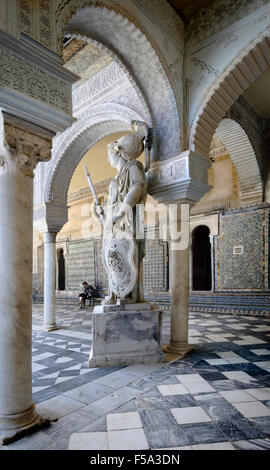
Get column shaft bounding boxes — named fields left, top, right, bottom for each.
left=0, top=172, right=45, bottom=443
left=165, top=203, right=193, bottom=357
left=43, top=232, right=59, bottom=331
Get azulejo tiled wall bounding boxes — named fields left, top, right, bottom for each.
left=143, top=238, right=169, bottom=292
left=64, top=232, right=169, bottom=294
left=216, top=208, right=267, bottom=290
left=189, top=293, right=270, bottom=317
left=66, top=239, right=95, bottom=290
left=189, top=205, right=270, bottom=316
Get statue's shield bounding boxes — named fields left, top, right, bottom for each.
left=102, top=236, right=137, bottom=298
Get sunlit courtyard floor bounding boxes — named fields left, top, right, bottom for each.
left=1, top=304, right=270, bottom=450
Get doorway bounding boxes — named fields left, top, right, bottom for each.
left=192, top=225, right=212, bottom=291
left=58, top=248, right=66, bottom=291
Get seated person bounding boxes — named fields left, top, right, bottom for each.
left=79, top=281, right=97, bottom=309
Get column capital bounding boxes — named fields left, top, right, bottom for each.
left=43, top=232, right=57, bottom=244
left=0, top=113, right=53, bottom=177
left=34, top=202, right=68, bottom=234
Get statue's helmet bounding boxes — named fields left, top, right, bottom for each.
left=114, top=134, right=144, bottom=160
left=107, top=121, right=150, bottom=162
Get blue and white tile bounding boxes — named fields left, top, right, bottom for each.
left=171, top=406, right=212, bottom=425
left=232, top=438, right=270, bottom=450
left=232, top=401, right=270, bottom=418
left=251, top=349, right=270, bottom=356
left=254, top=361, right=270, bottom=372
left=219, top=390, right=257, bottom=403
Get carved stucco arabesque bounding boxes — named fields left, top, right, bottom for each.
left=16, top=0, right=54, bottom=50
left=64, top=41, right=113, bottom=87
left=71, top=60, right=150, bottom=121
left=0, top=45, right=71, bottom=115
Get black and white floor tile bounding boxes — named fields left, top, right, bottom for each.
left=1, top=304, right=270, bottom=450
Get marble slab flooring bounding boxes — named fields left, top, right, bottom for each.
left=1, top=304, right=270, bottom=450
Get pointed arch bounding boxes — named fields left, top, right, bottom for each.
left=45, top=105, right=143, bottom=207
left=189, top=33, right=270, bottom=159
left=55, top=2, right=181, bottom=159
left=216, top=118, right=263, bottom=204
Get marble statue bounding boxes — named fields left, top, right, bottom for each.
left=97, top=121, right=152, bottom=305
left=85, top=123, right=165, bottom=368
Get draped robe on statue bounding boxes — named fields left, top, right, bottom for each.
left=102, top=159, right=147, bottom=302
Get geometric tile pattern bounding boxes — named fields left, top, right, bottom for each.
left=143, top=238, right=169, bottom=292
left=1, top=305, right=270, bottom=450
left=217, top=211, right=265, bottom=290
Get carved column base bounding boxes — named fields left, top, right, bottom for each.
left=41, top=323, right=60, bottom=332
left=0, top=404, right=50, bottom=446
left=164, top=342, right=194, bottom=359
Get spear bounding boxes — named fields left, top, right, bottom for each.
left=83, top=163, right=105, bottom=227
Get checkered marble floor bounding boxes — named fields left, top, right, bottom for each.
left=1, top=305, right=270, bottom=450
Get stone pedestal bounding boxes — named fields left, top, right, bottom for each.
left=89, top=303, right=166, bottom=367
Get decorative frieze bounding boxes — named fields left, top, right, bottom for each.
left=16, top=0, right=33, bottom=39
left=0, top=31, right=78, bottom=134
left=16, top=0, right=54, bottom=51
left=72, top=61, right=130, bottom=113
left=0, top=46, right=70, bottom=114
left=190, top=293, right=270, bottom=317
left=39, top=0, right=53, bottom=50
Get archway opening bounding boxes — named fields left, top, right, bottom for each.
left=192, top=225, right=212, bottom=291
left=58, top=248, right=66, bottom=291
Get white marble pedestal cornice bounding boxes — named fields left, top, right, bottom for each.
left=0, top=115, right=53, bottom=444
left=147, top=150, right=210, bottom=204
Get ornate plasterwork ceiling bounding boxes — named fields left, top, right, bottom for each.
left=63, top=38, right=112, bottom=87
left=168, top=0, right=215, bottom=22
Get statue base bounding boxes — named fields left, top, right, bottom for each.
left=89, top=303, right=166, bottom=367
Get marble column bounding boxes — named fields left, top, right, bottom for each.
left=209, top=234, right=214, bottom=292
left=165, top=203, right=193, bottom=358
left=42, top=231, right=59, bottom=332
left=0, top=119, right=51, bottom=444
